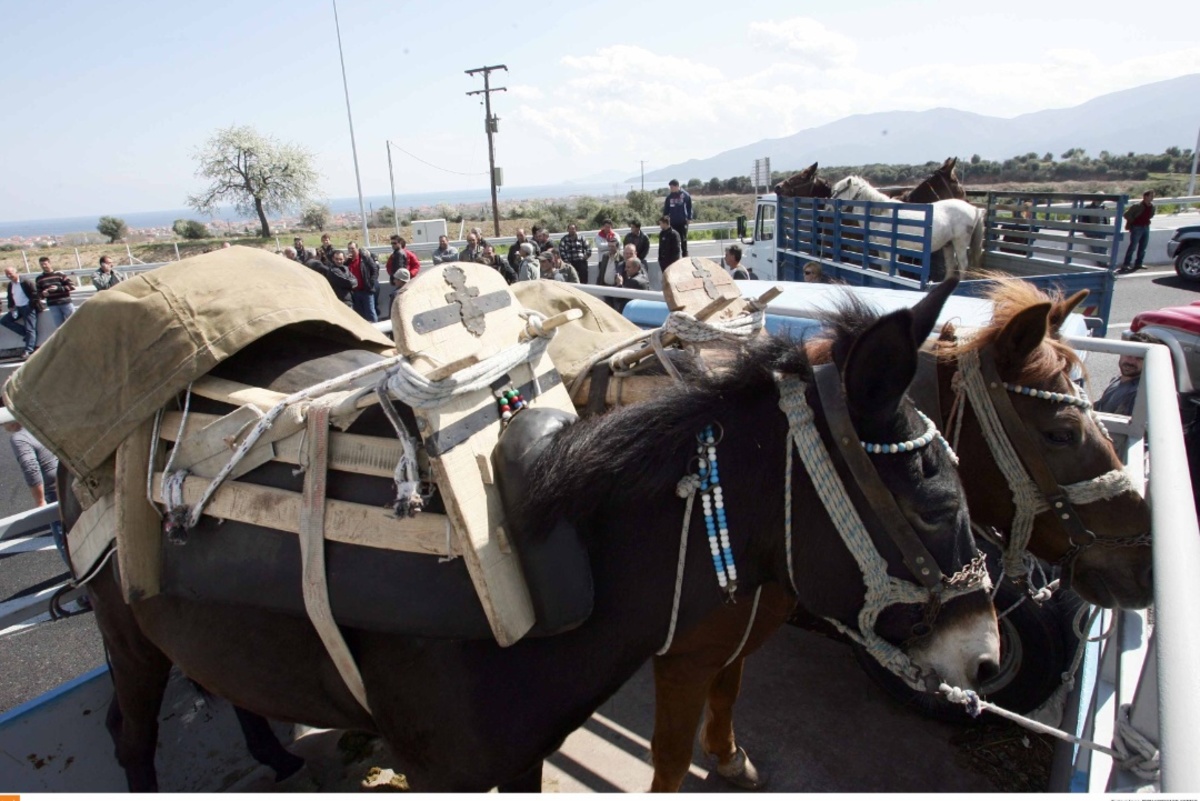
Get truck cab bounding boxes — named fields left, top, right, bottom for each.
left=744, top=195, right=781, bottom=281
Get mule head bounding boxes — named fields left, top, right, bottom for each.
left=811, top=277, right=999, bottom=691
left=829, top=176, right=860, bottom=201
left=967, top=296, right=1152, bottom=608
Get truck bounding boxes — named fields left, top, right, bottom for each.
left=743, top=190, right=1126, bottom=335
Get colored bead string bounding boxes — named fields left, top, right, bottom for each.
left=1004, top=382, right=1092, bottom=411
left=860, top=409, right=958, bottom=464
left=495, top=386, right=527, bottom=424
left=697, top=425, right=738, bottom=596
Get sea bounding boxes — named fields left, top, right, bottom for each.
left=0, top=182, right=644, bottom=240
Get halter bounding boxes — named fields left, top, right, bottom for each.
left=947, top=343, right=1149, bottom=581
left=775, top=366, right=989, bottom=691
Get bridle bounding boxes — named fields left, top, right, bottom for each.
left=933, top=341, right=1150, bottom=583
left=776, top=364, right=989, bottom=691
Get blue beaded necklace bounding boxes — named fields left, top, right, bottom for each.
left=696, top=424, right=738, bottom=596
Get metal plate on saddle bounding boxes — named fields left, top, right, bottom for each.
left=392, top=263, right=579, bottom=646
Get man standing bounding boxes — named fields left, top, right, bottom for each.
left=477, top=243, right=516, bottom=284
left=508, top=229, right=530, bottom=274
left=3, top=266, right=42, bottom=360
left=432, top=235, right=459, bottom=265
left=36, top=256, right=76, bottom=328
left=532, top=226, right=554, bottom=255
left=538, top=250, right=579, bottom=283
left=624, top=219, right=650, bottom=263
left=345, top=241, right=380, bottom=322
left=4, top=417, right=67, bottom=564
left=658, top=215, right=682, bottom=270
left=722, top=244, right=751, bottom=280
left=1120, top=190, right=1155, bottom=273
left=558, top=223, right=593, bottom=284
left=294, top=236, right=313, bottom=264
left=460, top=231, right=484, bottom=264
left=317, top=233, right=335, bottom=265
left=386, top=235, right=421, bottom=283
left=516, top=243, right=540, bottom=282
left=92, top=255, right=125, bottom=290
left=662, top=179, right=693, bottom=257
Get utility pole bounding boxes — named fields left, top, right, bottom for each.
left=332, top=0, right=369, bottom=248
left=386, top=141, right=401, bottom=238
left=640, top=160, right=646, bottom=193
left=466, top=64, right=507, bottom=238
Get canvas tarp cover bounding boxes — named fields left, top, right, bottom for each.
left=3, top=247, right=394, bottom=481
left=510, top=280, right=644, bottom=389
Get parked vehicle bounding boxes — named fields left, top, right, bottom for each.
left=1167, top=224, right=1200, bottom=281
left=744, top=190, right=1124, bottom=334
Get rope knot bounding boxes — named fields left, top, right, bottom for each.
left=676, top=474, right=701, bottom=498
left=939, top=683, right=983, bottom=717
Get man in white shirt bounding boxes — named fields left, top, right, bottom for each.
left=2, top=266, right=42, bottom=359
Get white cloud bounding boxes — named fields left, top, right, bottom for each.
left=747, top=17, right=858, bottom=69
left=506, top=84, right=544, bottom=100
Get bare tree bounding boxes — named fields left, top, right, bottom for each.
left=187, top=125, right=318, bottom=238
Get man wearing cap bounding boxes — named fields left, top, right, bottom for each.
left=662, top=179, right=693, bottom=257
left=658, top=215, right=683, bottom=270
left=538, top=249, right=579, bottom=283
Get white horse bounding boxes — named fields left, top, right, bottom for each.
left=830, top=175, right=985, bottom=278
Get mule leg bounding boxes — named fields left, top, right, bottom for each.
left=497, top=760, right=543, bottom=792
left=104, top=635, right=171, bottom=792
left=700, top=658, right=763, bottom=790
left=649, top=659, right=709, bottom=792
left=232, top=706, right=306, bottom=782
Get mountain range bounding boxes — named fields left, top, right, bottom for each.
left=639, top=73, right=1200, bottom=183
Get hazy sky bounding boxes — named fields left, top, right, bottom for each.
left=2, top=0, right=1197, bottom=221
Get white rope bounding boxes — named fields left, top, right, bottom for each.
left=658, top=475, right=699, bottom=656
left=661, top=308, right=765, bottom=344
left=777, top=374, right=989, bottom=691
left=161, top=309, right=558, bottom=531
left=722, top=585, right=763, bottom=669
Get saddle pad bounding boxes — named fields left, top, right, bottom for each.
left=3, top=247, right=393, bottom=485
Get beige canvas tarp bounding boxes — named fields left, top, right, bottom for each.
left=510, top=280, right=645, bottom=389
left=3, top=247, right=393, bottom=483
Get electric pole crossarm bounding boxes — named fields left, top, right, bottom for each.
left=465, top=64, right=509, bottom=238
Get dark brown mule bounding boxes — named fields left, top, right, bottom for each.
left=647, top=282, right=1152, bottom=791
left=893, top=157, right=967, bottom=203
left=773, top=162, right=833, bottom=198
left=62, top=292, right=996, bottom=792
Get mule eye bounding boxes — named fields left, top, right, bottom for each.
left=1044, top=429, right=1075, bottom=446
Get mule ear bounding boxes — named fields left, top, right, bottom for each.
left=944, top=156, right=957, bottom=171
left=844, top=309, right=918, bottom=427
left=994, top=302, right=1052, bottom=375
left=939, top=320, right=957, bottom=343
left=910, top=275, right=959, bottom=345
left=1049, top=289, right=1089, bottom=332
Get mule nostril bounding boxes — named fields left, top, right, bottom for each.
left=975, top=656, right=1000, bottom=686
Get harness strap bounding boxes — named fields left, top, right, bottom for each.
left=975, top=345, right=1096, bottom=556
left=813, top=363, right=945, bottom=589
left=298, top=398, right=372, bottom=716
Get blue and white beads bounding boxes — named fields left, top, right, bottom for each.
left=859, top=409, right=957, bottom=464
left=697, top=425, right=737, bottom=595
left=1003, top=382, right=1092, bottom=411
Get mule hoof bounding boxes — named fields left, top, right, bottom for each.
left=714, top=747, right=765, bottom=790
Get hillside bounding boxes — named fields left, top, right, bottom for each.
left=642, top=73, right=1200, bottom=182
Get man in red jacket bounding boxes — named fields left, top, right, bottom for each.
left=1120, top=190, right=1155, bottom=273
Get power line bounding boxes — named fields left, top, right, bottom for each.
left=386, top=141, right=489, bottom=177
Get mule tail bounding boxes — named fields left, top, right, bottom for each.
left=967, top=209, right=986, bottom=271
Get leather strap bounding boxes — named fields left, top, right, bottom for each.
left=584, top=362, right=612, bottom=418
left=423, top=370, right=562, bottom=457
left=910, top=349, right=943, bottom=426
left=975, top=345, right=1094, bottom=550
left=813, top=363, right=945, bottom=589
left=298, top=399, right=373, bottom=715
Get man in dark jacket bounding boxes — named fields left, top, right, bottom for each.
left=1120, top=190, right=1155, bottom=273
left=304, top=258, right=357, bottom=307
left=623, top=220, right=651, bottom=263
left=2, top=266, right=43, bottom=359
left=294, top=237, right=313, bottom=264
left=345, top=241, right=380, bottom=322
left=657, top=215, right=682, bottom=270
left=317, top=233, right=336, bottom=265
left=662, top=179, right=693, bottom=256
left=558, top=223, right=593, bottom=284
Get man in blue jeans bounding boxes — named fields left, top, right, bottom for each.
left=1120, top=190, right=1155, bottom=272
left=2, top=266, right=43, bottom=359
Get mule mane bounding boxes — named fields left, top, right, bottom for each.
left=935, top=279, right=1084, bottom=385
left=522, top=308, right=881, bottom=534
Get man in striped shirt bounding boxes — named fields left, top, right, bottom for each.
left=35, top=256, right=76, bottom=328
